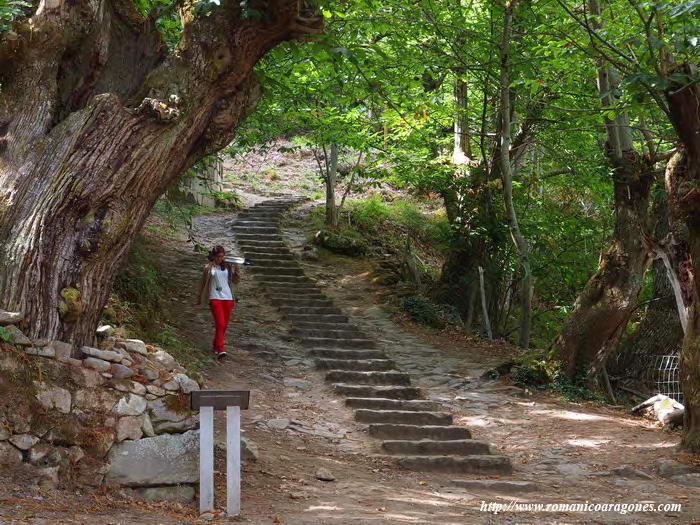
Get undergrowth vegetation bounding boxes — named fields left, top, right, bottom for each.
left=105, top=198, right=216, bottom=378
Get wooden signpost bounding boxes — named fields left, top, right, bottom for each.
left=191, top=390, right=250, bottom=517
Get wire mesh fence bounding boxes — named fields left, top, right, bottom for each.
left=649, top=355, right=683, bottom=404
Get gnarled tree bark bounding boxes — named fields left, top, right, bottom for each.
left=0, top=0, right=322, bottom=347
left=664, top=64, right=700, bottom=452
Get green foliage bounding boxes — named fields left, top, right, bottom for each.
left=511, top=351, right=605, bottom=402
left=208, top=189, right=242, bottom=210
left=314, top=229, right=367, bottom=256
left=0, top=0, right=30, bottom=33
left=401, top=295, right=462, bottom=329
left=0, top=326, right=11, bottom=342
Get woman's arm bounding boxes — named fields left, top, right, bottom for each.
left=196, top=265, right=209, bottom=305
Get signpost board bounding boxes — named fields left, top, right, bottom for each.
left=191, top=390, right=250, bottom=516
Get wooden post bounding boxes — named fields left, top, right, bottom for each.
left=226, top=405, right=241, bottom=517
left=199, top=406, right=215, bottom=513
left=478, top=266, right=493, bottom=339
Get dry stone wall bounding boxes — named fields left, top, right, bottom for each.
left=0, top=314, right=202, bottom=502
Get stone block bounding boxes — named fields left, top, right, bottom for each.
left=83, top=357, right=111, bottom=372
left=114, top=394, right=147, bottom=416
left=81, top=346, right=123, bottom=363
left=117, top=416, right=144, bottom=442
left=106, top=430, right=199, bottom=486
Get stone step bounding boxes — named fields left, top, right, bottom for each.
left=279, top=306, right=341, bottom=315
left=315, top=359, right=394, bottom=371
left=270, top=291, right=326, bottom=300
left=369, top=424, right=471, bottom=441
left=239, top=242, right=288, bottom=249
left=251, top=266, right=305, bottom=276
left=327, top=370, right=409, bottom=386
left=381, top=439, right=491, bottom=456
left=295, top=328, right=366, bottom=340
left=355, top=409, right=452, bottom=426
left=257, top=276, right=314, bottom=284
left=287, top=314, right=349, bottom=324
left=232, top=226, right=280, bottom=235
left=294, top=321, right=360, bottom=330
left=345, top=398, right=442, bottom=412
left=236, top=233, right=284, bottom=241
left=301, top=337, right=376, bottom=349
left=333, top=384, right=421, bottom=400
left=252, top=259, right=300, bottom=268
left=231, top=219, right=278, bottom=225
left=396, top=455, right=512, bottom=475
left=266, top=288, right=327, bottom=297
left=309, top=349, right=386, bottom=360
left=237, top=213, right=281, bottom=220
left=271, top=297, right=333, bottom=308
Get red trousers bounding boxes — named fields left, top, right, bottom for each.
left=209, top=299, right=234, bottom=352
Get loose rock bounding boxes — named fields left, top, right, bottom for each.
left=283, top=377, right=313, bottom=390
left=116, top=339, right=148, bottom=355
left=315, top=467, right=335, bottom=482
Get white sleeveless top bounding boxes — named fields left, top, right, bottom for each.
left=209, top=267, right=233, bottom=301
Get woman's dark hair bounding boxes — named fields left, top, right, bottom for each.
left=208, top=245, right=226, bottom=269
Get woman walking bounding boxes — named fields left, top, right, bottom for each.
left=196, top=245, right=241, bottom=358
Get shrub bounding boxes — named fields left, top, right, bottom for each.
left=314, top=229, right=367, bottom=256
left=401, top=295, right=462, bottom=328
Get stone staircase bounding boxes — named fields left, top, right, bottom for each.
left=233, top=197, right=512, bottom=475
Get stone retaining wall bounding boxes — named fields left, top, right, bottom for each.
left=0, top=317, right=202, bottom=502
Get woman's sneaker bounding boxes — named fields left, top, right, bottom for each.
left=216, top=351, right=227, bottom=360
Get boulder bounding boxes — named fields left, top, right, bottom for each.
left=114, top=394, right=147, bottom=417
left=35, top=384, right=72, bottom=414
left=0, top=310, right=23, bottom=326
left=106, top=430, right=199, bottom=486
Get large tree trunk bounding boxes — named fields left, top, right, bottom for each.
left=554, top=158, right=653, bottom=379
left=664, top=65, right=700, bottom=452
left=553, top=9, right=652, bottom=380
left=0, top=0, right=322, bottom=347
left=610, top=192, right=683, bottom=387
